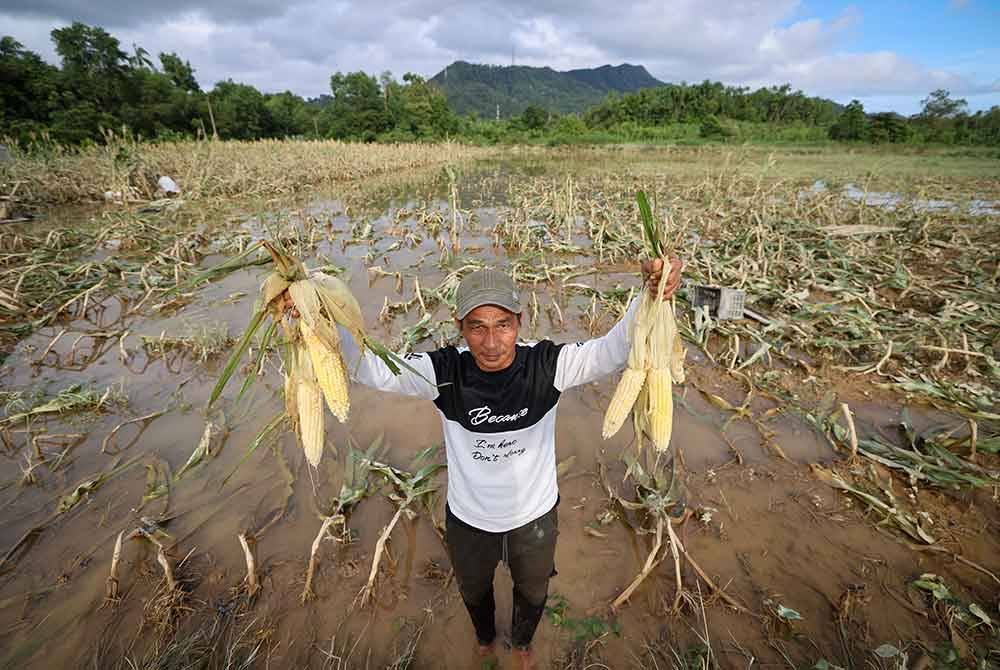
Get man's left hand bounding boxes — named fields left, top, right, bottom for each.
left=641, top=257, right=683, bottom=300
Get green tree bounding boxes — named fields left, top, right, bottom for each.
left=0, top=36, right=62, bottom=140
left=828, top=100, right=868, bottom=141
left=868, top=113, right=910, bottom=143
left=209, top=80, right=273, bottom=140
left=699, top=114, right=728, bottom=139
left=395, top=73, right=458, bottom=138
left=920, top=89, right=967, bottom=119
left=553, top=114, right=586, bottom=137
left=323, top=71, right=390, bottom=140
left=159, top=52, right=200, bottom=92
left=51, top=22, right=128, bottom=109
left=519, top=105, right=549, bottom=131
left=266, top=91, right=311, bottom=137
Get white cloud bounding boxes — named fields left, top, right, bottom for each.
left=0, top=0, right=995, bottom=110
left=510, top=17, right=604, bottom=69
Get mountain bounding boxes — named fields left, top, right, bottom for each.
left=564, top=64, right=663, bottom=93
left=428, top=61, right=665, bottom=119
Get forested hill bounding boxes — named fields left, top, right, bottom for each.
left=429, top=61, right=664, bottom=118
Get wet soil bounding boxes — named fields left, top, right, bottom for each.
left=0, top=157, right=997, bottom=669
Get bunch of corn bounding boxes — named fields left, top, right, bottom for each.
left=602, top=278, right=685, bottom=452
left=259, top=242, right=363, bottom=466
left=211, top=241, right=425, bottom=469
left=602, top=191, right=685, bottom=453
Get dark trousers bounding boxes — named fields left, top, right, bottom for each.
left=445, top=501, right=558, bottom=650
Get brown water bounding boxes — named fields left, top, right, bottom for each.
left=1, top=162, right=997, bottom=669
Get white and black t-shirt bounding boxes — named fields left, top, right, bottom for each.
left=339, top=297, right=638, bottom=533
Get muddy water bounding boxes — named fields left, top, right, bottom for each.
left=1, top=163, right=997, bottom=669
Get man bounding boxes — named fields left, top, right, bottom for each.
left=324, top=258, right=681, bottom=669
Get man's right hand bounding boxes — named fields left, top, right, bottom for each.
left=280, top=290, right=300, bottom=318
left=641, top=257, right=683, bottom=300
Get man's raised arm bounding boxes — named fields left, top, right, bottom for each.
left=337, top=325, right=440, bottom=400
left=552, top=257, right=682, bottom=392
left=279, top=290, right=439, bottom=400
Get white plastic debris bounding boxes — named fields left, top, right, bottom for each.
left=157, top=175, right=180, bottom=196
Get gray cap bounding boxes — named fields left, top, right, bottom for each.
left=454, top=268, right=522, bottom=320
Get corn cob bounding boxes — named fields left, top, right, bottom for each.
left=296, top=343, right=325, bottom=467
left=284, top=344, right=299, bottom=430
left=311, top=272, right=366, bottom=346
left=603, top=293, right=652, bottom=438
left=602, top=368, right=647, bottom=439
left=288, top=279, right=323, bottom=330
left=670, top=331, right=686, bottom=384
left=645, top=368, right=673, bottom=451
left=602, top=268, right=685, bottom=453
left=301, top=319, right=350, bottom=423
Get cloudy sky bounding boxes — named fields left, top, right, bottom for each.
left=2, top=0, right=998, bottom=114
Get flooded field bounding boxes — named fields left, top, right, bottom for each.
left=1, top=145, right=998, bottom=669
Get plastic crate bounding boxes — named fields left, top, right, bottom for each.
left=690, top=285, right=746, bottom=320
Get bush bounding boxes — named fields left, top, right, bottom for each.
left=699, top=115, right=729, bottom=139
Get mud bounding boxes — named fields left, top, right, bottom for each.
left=0, top=158, right=997, bottom=669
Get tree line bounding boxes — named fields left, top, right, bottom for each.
left=0, top=23, right=458, bottom=145
left=2, top=22, right=998, bottom=147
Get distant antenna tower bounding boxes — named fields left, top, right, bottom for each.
left=496, top=103, right=500, bottom=121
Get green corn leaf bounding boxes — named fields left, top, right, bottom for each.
left=636, top=191, right=661, bottom=258
left=209, top=308, right=267, bottom=408
left=235, top=319, right=276, bottom=406
left=160, top=240, right=265, bottom=299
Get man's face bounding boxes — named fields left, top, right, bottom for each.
left=458, top=305, right=521, bottom=372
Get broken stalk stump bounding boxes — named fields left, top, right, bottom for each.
left=238, top=533, right=259, bottom=597
left=302, top=515, right=338, bottom=603
left=103, top=530, right=124, bottom=607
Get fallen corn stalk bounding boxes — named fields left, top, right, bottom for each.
left=810, top=464, right=936, bottom=544
left=358, top=445, right=445, bottom=607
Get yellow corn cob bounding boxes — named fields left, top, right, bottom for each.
left=632, top=382, right=649, bottom=452
left=626, top=297, right=649, bottom=370
left=301, top=320, right=350, bottom=423
left=296, top=343, right=325, bottom=467
left=602, top=368, right=647, bottom=439
left=646, top=368, right=673, bottom=452
left=647, top=298, right=674, bottom=368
